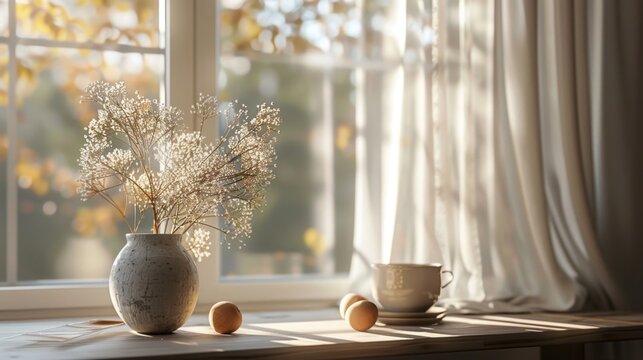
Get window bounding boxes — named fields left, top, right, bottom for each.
left=0, top=0, right=433, bottom=311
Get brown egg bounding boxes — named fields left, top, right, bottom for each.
left=345, top=300, right=378, bottom=332
left=209, top=301, right=242, bottom=334
left=339, top=293, right=367, bottom=319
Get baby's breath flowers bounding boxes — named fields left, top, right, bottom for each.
left=77, top=81, right=280, bottom=261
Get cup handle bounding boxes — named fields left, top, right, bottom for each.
left=441, top=270, right=454, bottom=289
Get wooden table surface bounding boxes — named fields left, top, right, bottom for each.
left=1, top=309, right=643, bottom=360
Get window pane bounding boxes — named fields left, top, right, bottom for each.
left=16, top=46, right=162, bottom=281
left=0, top=0, right=7, bottom=36
left=16, top=0, right=163, bottom=47
left=219, top=61, right=355, bottom=278
left=218, top=1, right=360, bottom=278
left=0, top=44, right=6, bottom=282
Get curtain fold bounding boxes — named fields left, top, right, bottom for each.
left=349, top=0, right=632, bottom=313
left=592, top=0, right=643, bottom=312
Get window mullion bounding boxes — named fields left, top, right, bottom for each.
left=320, top=70, right=336, bottom=274
left=166, top=0, right=221, bottom=303
left=192, top=0, right=218, bottom=301
left=167, top=0, right=195, bottom=125
left=6, top=0, right=18, bottom=286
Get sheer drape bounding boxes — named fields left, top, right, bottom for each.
left=350, top=0, right=636, bottom=313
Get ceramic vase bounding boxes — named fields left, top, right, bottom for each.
left=109, top=233, right=199, bottom=334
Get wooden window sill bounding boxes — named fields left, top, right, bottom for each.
left=1, top=309, right=643, bottom=359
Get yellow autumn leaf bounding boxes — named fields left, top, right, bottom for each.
left=33, top=12, right=53, bottom=36
left=32, top=179, right=50, bottom=196
left=239, top=17, right=261, bottom=42
left=0, top=135, right=8, bottom=160
left=304, top=228, right=326, bottom=255
left=137, top=6, right=153, bottom=23
left=16, top=162, right=38, bottom=179
left=15, top=4, right=32, bottom=21
left=114, top=1, right=130, bottom=12
left=336, top=125, right=353, bottom=151
left=73, top=208, right=96, bottom=236
left=18, top=65, right=34, bottom=82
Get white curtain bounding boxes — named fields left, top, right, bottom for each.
left=350, top=0, right=631, bottom=313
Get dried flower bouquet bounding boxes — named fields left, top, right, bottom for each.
left=77, top=81, right=280, bottom=261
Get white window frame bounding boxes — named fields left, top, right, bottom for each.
left=0, top=0, right=350, bottom=314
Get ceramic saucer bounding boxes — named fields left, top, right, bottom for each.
left=377, top=315, right=445, bottom=326
left=379, top=306, right=447, bottom=319
left=377, top=306, right=447, bottom=326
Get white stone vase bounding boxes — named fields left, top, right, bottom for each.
left=109, top=233, right=199, bottom=334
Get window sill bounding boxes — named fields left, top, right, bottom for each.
left=0, top=258, right=350, bottom=314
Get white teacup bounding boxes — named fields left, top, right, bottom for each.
left=371, top=263, right=453, bottom=313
